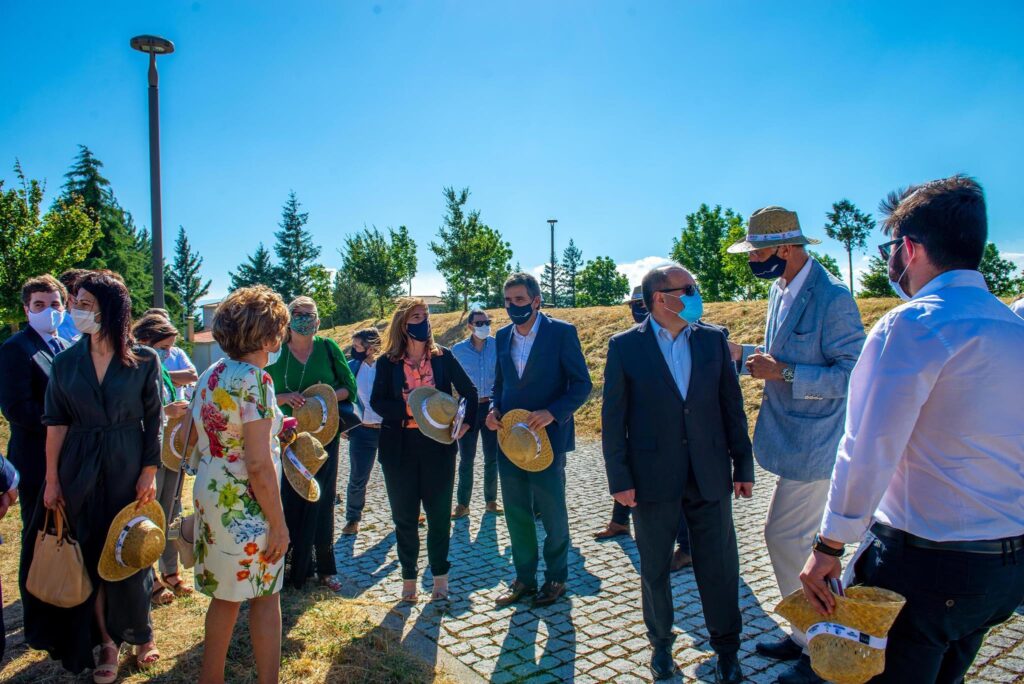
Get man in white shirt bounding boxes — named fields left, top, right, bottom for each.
left=801, top=175, right=1024, bottom=683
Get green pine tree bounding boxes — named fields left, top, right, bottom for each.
left=229, top=243, right=278, bottom=290
left=859, top=255, right=893, bottom=298
left=824, top=199, right=875, bottom=292
left=272, top=191, right=321, bottom=301
left=558, top=239, right=584, bottom=307
left=165, top=226, right=212, bottom=328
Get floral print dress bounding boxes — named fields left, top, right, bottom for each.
left=191, top=358, right=284, bottom=600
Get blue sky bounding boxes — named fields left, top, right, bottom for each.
left=3, top=1, right=1023, bottom=300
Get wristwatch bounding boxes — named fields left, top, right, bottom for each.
left=813, top=534, right=844, bottom=557
left=781, top=366, right=795, bottom=383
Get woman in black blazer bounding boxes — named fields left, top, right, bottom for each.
left=370, top=298, right=477, bottom=602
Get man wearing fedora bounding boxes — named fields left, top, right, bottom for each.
left=800, top=176, right=1024, bottom=683
left=486, top=272, right=592, bottom=608
left=725, top=206, right=865, bottom=684
left=603, top=263, right=753, bottom=682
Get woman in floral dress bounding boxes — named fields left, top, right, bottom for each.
left=191, top=286, right=290, bottom=684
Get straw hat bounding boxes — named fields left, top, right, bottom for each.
left=497, top=409, right=554, bottom=472
left=161, top=414, right=188, bottom=471
left=726, top=206, right=821, bottom=253
left=282, top=432, right=328, bottom=502
left=407, top=387, right=466, bottom=445
left=294, top=383, right=339, bottom=445
left=776, top=586, right=907, bottom=684
left=98, top=500, right=167, bottom=582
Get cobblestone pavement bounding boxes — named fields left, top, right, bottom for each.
left=332, top=439, right=1024, bottom=683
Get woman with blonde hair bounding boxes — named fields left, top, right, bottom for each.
left=370, top=297, right=477, bottom=602
left=266, top=296, right=357, bottom=591
left=191, top=286, right=290, bottom=684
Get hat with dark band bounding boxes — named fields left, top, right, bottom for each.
left=98, top=500, right=166, bottom=582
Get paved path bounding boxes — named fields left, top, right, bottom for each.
left=332, top=439, right=1024, bottom=683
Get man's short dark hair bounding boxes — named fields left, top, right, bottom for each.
left=640, top=263, right=682, bottom=312
left=503, top=272, right=542, bottom=301
left=467, top=307, right=487, bottom=325
left=58, top=268, right=91, bottom=295
left=881, top=175, right=987, bottom=272
left=21, top=275, right=67, bottom=307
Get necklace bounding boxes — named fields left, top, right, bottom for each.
left=283, top=343, right=312, bottom=393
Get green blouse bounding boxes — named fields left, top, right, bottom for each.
left=265, top=336, right=358, bottom=417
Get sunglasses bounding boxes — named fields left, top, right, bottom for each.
left=471, top=319, right=492, bottom=327
left=878, top=236, right=917, bottom=261
left=657, top=284, right=699, bottom=298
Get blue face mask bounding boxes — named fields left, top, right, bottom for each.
left=664, top=291, right=704, bottom=325
left=506, top=301, right=535, bottom=326
left=749, top=251, right=787, bottom=279
left=156, top=348, right=171, bottom=362
left=406, top=319, right=431, bottom=342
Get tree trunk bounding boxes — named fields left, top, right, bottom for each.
left=847, top=248, right=854, bottom=292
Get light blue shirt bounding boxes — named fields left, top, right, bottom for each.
left=648, top=318, right=693, bottom=400
left=452, top=335, right=497, bottom=399
left=57, top=310, right=81, bottom=344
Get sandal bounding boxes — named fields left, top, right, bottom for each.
left=135, top=642, right=160, bottom=667
left=401, top=579, right=418, bottom=603
left=151, top=584, right=173, bottom=607
left=160, top=573, right=194, bottom=598
left=431, top=574, right=449, bottom=601
left=319, top=575, right=343, bottom=592
left=93, top=641, right=119, bottom=684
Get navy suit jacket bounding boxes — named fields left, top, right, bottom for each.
left=491, top=313, right=592, bottom=456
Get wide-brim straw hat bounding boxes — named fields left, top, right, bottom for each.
left=776, top=586, right=907, bottom=684
left=283, top=432, right=327, bottom=502
left=726, top=206, right=821, bottom=253
left=295, top=383, right=339, bottom=445
left=98, top=500, right=166, bottom=582
left=498, top=409, right=554, bottom=472
left=161, top=414, right=188, bottom=471
left=408, top=386, right=465, bottom=445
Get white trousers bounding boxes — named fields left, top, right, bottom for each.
left=764, top=476, right=831, bottom=648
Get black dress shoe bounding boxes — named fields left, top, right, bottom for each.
left=494, top=581, right=536, bottom=607
left=776, top=655, right=824, bottom=684
left=715, top=652, right=743, bottom=683
left=650, top=646, right=681, bottom=680
left=532, top=580, right=566, bottom=607
left=755, top=636, right=803, bottom=661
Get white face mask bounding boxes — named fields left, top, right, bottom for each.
left=71, top=308, right=101, bottom=335
left=267, top=348, right=282, bottom=365
left=472, top=325, right=491, bottom=340
left=28, top=308, right=63, bottom=335
left=888, top=242, right=915, bottom=302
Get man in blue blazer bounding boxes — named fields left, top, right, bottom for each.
left=726, top=207, right=865, bottom=684
left=486, top=272, right=592, bottom=608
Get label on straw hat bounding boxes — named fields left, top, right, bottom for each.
left=114, top=516, right=150, bottom=567
left=169, top=423, right=183, bottom=459
left=310, top=395, right=329, bottom=432
left=285, top=447, right=315, bottom=481
left=513, top=422, right=542, bottom=457
left=807, top=622, right=888, bottom=650
left=421, top=398, right=450, bottom=430
left=748, top=228, right=804, bottom=242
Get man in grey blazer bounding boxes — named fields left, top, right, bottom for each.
left=725, top=207, right=865, bottom=684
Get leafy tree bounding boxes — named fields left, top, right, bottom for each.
left=809, top=250, right=844, bottom=282
left=390, top=225, right=417, bottom=296
left=719, top=212, right=769, bottom=301
left=542, top=262, right=560, bottom=308
left=859, top=254, right=893, bottom=297
left=576, top=256, right=629, bottom=306
left=229, top=243, right=278, bottom=290
left=473, top=229, right=513, bottom=309
left=824, top=199, right=875, bottom=292
left=307, top=264, right=336, bottom=325
left=341, top=226, right=404, bottom=318
left=165, top=226, right=211, bottom=328
left=0, top=162, right=100, bottom=324
left=558, top=239, right=583, bottom=307
left=671, top=204, right=733, bottom=302
left=272, top=191, right=321, bottom=301
left=332, top=268, right=375, bottom=324
left=978, top=242, right=1022, bottom=296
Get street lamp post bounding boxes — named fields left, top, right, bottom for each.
left=130, top=34, right=175, bottom=308
left=547, top=219, right=558, bottom=306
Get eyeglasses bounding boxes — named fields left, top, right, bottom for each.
left=657, top=284, right=699, bottom=298
left=878, top=237, right=915, bottom=261
left=471, top=319, right=492, bottom=327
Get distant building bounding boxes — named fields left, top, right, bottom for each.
left=190, top=330, right=223, bottom=374
left=201, top=300, right=222, bottom=330
left=415, top=295, right=446, bottom=314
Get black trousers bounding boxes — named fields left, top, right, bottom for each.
left=612, top=500, right=691, bottom=553
left=284, top=436, right=340, bottom=587
left=379, top=428, right=456, bottom=580
left=855, top=527, right=1024, bottom=683
left=632, top=473, right=741, bottom=653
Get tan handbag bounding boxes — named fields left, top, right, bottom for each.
left=26, top=504, right=93, bottom=608
left=168, top=512, right=197, bottom=569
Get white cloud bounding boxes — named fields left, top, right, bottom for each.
left=1004, top=252, right=1024, bottom=270
left=410, top=271, right=448, bottom=297
left=616, top=256, right=675, bottom=290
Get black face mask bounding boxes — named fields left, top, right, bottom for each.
left=749, top=250, right=787, bottom=279
left=506, top=301, right=535, bottom=325
left=630, top=302, right=648, bottom=324
left=350, top=348, right=367, bottom=362
left=406, top=319, right=431, bottom=342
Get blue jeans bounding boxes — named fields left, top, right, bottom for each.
left=345, top=425, right=380, bottom=523
left=497, top=451, right=571, bottom=586
left=456, top=407, right=499, bottom=507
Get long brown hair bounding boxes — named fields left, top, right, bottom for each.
left=382, top=297, right=440, bottom=362
left=76, top=271, right=139, bottom=368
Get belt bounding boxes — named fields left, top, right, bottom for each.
left=69, top=419, right=140, bottom=434
left=870, top=522, right=1024, bottom=556
left=478, top=398, right=491, bottom=404
left=360, top=423, right=381, bottom=429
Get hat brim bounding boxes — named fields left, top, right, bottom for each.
left=98, top=500, right=166, bottom=582
left=726, top=235, right=821, bottom=253
left=498, top=409, right=555, bottom=472
left=282, top=437, right=326, bottom=502
left=297, top=383, right=340, bottom=445
left=161, top=416, right=186, bottom=471
left=408, top=386, right=457, bottom=445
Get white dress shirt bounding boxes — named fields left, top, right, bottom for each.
left=820, top=270, right=1024, bottom=544
left=356, top=360, right=383, bottom=425
left=510, top=313, right=542, bottom=378
left=1011, top=298, right=1024, bottom=318
left=648, top=318, right=693, bottom=400
left=774, top=256, right=813, bottom=325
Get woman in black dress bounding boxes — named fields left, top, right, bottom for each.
left=21, top=272, right=163, bottom=681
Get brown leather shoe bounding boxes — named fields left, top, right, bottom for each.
left=495, top=581, right=537, bottom=607
left=593, top=521, right=630, bottom=540
left=671, top=548, right=692, bottom=572
left=485, top=501, right=503, bottom=515
left=452, top=504, right=471, bottom=519
left=532, top=580, right=566, bottom=607
left=341, top=521, right=359, bottom=535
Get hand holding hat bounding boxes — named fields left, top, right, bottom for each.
left=497, top=409, right=554, bottom=472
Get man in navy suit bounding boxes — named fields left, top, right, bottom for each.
left=0, top=275, right=70, bottom=531
left=486, top=272, right=592, bottom=608
left=602, top=264, right=753, bottom=682
left=0, top=452, right=19, bottom=660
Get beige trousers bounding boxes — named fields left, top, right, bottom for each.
left=764, top=476, right=831, bottom=648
